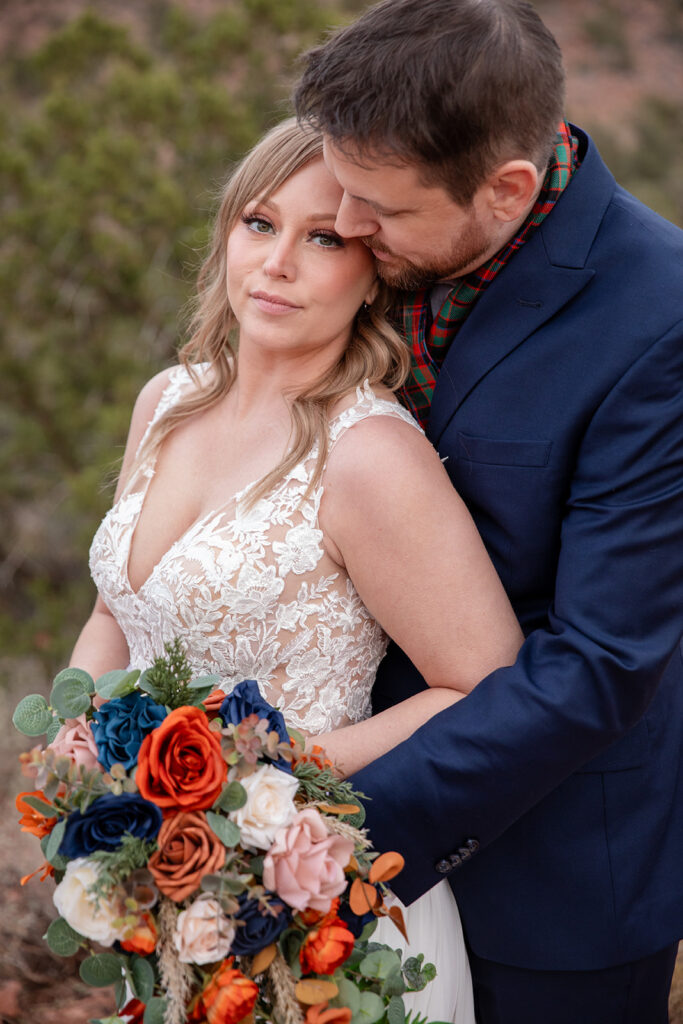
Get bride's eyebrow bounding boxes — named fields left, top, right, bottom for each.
left=252, top=197, right=337, bottom=223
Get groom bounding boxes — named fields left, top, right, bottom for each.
left=295, top=1, right=683, bottom=1021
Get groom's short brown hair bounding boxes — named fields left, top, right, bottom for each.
left=294, top=0, right=565, bottom=205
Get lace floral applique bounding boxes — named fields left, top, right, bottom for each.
left=90, top=370, right=422, bottom=733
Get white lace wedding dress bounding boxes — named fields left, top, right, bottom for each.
left=90, top=365, right=475, bottom=1024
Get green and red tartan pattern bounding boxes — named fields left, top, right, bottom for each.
left=399, top=121, right=579, bottom=427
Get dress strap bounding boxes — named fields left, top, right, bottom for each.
left=328, top=380, right=424, bottom=451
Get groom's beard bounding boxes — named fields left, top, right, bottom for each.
left=363, top=218, right=493, bottom=290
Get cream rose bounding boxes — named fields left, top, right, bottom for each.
left=232, top=764, right=299, bottom=850
left=53, top=857, right=124, bottom=946
left=173, top=896, right=236, bottom=965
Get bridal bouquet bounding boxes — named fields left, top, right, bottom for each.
left=13, top=641, right=438, bottom=1024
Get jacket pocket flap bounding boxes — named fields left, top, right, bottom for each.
left=456, top=433, right=552, bottom=467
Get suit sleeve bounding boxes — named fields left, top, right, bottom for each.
left=350, top=320, right=683, bottom=904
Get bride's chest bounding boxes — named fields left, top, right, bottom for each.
left=127, top=413, right=291, bottom=594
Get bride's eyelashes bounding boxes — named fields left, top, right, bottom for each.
left=240, top=212, right=345, bottom=248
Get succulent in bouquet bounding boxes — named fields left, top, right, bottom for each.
left=13, top=640, right=441, bottom=1024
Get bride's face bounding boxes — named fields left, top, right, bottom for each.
left=225, top=157, right=377, bottom=363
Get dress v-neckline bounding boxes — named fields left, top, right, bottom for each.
left=119, top=378, right=397, bottom=597
left=122, top=468, right=269, bottom=598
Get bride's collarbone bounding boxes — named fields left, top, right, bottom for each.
left=130, top=414, right=289, bottom=557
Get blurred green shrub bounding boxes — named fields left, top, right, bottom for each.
left=0, top=3, right=339, bottom=672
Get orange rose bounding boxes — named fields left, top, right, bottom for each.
left=136, top=705, right=227, bottom=814
left=300, top=916, right=355, bottom=975
left=16, top=790, right=57, bottom=838
left=120, top=912, right=158, bottom=955
left=298, top=898, right=341, bottom=928
left=305, top=1003, right=353, bottom=1024
left=148, top=811, right=226, bottom=903
left=201, top=689, right=228, bottom=721
left=192, top=959, right=259, bottom=1024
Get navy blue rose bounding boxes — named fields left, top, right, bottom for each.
left=92, top=690, right=167, bottom=771
left=219, top=680, right=291, bottom=772
left=59, top=792, right=163, bottom=858
left=230, top=892, right=291, bottom=956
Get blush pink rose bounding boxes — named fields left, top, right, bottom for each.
left=48, top=715, right=100, bottom=771
left=263, top=808, right=354, bottom=914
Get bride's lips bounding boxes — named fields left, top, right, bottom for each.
left=251, top=290, right=302, bottom=314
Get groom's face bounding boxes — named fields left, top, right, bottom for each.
left=323, top=139, right=497, bottom=289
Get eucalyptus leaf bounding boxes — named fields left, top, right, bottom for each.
left=214, top=781, right=248, bottom=812
left=359, top=919, right=378, bottom=942
left=45, top=715, right=62, bottom=744
left=359, top=948, right=402, bottom=981
left=387, top=995, right=407, bottom=1024
left=331, top=977, right=361, bottom=1015
left=187, top=685, right=215, bottom=706
left=23, top=794, right=57, bottom=816
left=187, top=674, right=220, bottom=689
left=44, top=917, right=84, bottom=957
left=200, top=873, right=246, bottom=896
left=206, top=810, right=241, bottom=847
left=279, top=927, right=304, bottom=969
left=44, top=818, right=66, bottom=865
left=131, top=955, right=156, bottom=1003
left=382, top=966, right=407, bottom=998
left=351, top=991, right=385, bottom=1024
left=143, top=997, right=168, bottom=1024
left=114, top=975, right=128, bottom=1010
left=50, top=678, right=92, bottom=719
left=95, top=669, right=140, bottom=701
left=79, top=953, right=126, bottom=987
left=136, top=670, right=164, bottom=701
left=53, top=666, right=95, bottom=694
left=12, top=694, right=53, bottom=736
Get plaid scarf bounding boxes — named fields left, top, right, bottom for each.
left=399, top=121, right=579, bottom=427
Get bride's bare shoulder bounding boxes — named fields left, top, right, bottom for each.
left=327, top=381, right=398, bottom=419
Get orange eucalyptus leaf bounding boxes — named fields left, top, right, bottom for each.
left=349, top=877, right=379, bottom=916
left=251, top=943, right=277, bottom=976
left=295, top=979, right=339, bottom=1005
left=368, top=851, right=405, bottom=884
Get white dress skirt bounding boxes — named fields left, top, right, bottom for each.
left=375, top=881, right=475, bottom=1023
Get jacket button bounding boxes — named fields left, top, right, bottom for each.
left=435, top=859, right=452, bottom=874
left=449, top=852, right=462, bottom=868
left=465, top=838, right=480, bottom=854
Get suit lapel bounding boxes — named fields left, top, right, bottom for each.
left=428, top=251, right=594, bottom=442
left=427, top=128, right=615, bottom=446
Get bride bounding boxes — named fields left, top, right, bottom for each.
left=74, top=118, right=523, bottom=1022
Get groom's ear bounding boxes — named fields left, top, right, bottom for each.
left=485, top=160, right=541, bottom=223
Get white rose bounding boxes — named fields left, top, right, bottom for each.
left=232, top=763, right=299, bottom=850
left=173, top=896, right=236, bottom=965
left=53, top=858, right=124, bottom=946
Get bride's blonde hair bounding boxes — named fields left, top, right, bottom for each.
left=135, top=117, right=410, bottom=506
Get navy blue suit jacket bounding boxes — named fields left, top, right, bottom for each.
left=352, top=128, right=683, bottom=971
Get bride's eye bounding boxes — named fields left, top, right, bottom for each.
left=241, top=214, right=274, bottom=235
left=310, top=230, right=344, bottom=248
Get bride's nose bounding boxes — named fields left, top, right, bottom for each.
left=263, top=235, right=296, bottom=280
